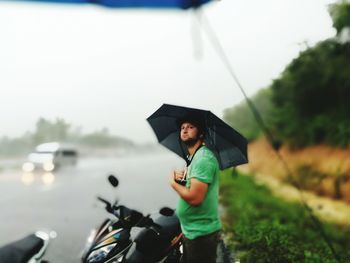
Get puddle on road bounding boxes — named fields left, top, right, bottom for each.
left=0, top=170, right=56, bottom=187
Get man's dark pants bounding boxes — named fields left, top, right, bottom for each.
left=182, top=231, right=220, bottom=263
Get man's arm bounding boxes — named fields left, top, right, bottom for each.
left=170, top=173, right=208, bottom=206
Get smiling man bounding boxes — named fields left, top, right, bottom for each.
left=169, top=116, right=221, bottom=263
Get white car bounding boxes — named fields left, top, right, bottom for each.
left=22, top=142, right=78, bottom=172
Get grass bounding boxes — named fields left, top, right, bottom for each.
left=220, top=170, right=350, bottom=263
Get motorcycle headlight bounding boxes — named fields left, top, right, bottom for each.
left=87, top=244, right=116, bottom=263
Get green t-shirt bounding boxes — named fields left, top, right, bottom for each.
left=176, top=146, right=222, bottom=240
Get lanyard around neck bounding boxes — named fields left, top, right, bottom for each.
left=186, top=144, right=203, bottom=167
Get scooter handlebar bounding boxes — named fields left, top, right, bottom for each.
left=97, top=196, right=113, bottom=213
left=114, top=206, right=162, bottom=233
left=98, top=198, right=162, bottom=233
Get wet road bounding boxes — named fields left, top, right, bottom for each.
left=0, top=151, right=184, bottom=262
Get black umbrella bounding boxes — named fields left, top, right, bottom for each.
left=146, top=104, right=248, bottom=170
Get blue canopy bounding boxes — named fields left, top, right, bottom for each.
left=18, top=0, right=213, bottom=9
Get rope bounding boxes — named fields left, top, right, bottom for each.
left=192, top=8, right=342, bottom=263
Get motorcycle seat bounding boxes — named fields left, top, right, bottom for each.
left=0, top=234, right=44, bottom=263
left=154, top=214, right=180, bottom=240
left=135, top=214, right=180, bottom=252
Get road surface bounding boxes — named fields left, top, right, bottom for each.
left=0, top=151, right=184, bottom=262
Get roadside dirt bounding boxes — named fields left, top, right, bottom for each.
left=239, top=138, right=350, bottom=226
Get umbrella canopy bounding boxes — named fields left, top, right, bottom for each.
left=147, top=104, right=248, bottom=170
left=15, top=0, right=213, bottom=9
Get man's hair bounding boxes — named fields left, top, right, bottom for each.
left=176, top=114, right=205, bottom=137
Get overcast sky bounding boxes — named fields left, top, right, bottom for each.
left=0, top=0, right=336, bottom=143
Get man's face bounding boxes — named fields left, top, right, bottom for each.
left=180, top=122, right=200, bottom=146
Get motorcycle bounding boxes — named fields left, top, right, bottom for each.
left=81, top=175, right=183, bottom=263
left=0, top=230, right=56, bottom=263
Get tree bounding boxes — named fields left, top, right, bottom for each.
left=223, top=0, right=350, bottom=148
left=79, top=128, right=134, bottom=148
left=32, top=117, right=71, bottom=144
left=223, top=88, right=274, bottom=141
left=329, top=0, right=350, bottom=35
left=270, top=39, right=350, bottom=147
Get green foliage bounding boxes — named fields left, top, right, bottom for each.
left=33, top=117, right=71, bottom=144
left=224, top=0, right=350, bottom=148
left=78, top=128, right=134, bottom=148
left=220, top=170, right=350, bottom=263
left=329, top=1, right=350, bottom=34
left=223, top=88, right=274, bottom=141
left=0, top=134, right=33, bottom=157
left=271, top=40, right=350, bottom=147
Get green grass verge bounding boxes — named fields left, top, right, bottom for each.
left=220, top=170, right=350, bottom=263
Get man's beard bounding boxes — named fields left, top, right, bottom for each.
left=182, top=137, right=200, bottom=147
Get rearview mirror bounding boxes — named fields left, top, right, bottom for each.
left=108, top=175, right=119, bottom=187
left=159, top=207, right=174, bottom=216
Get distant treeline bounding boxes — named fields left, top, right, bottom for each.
left=224, top=0, right=350, bottom=148
left=0, top=118, right=134, bottom=157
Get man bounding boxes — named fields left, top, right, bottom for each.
left=169, top=116, right=221, bottom=263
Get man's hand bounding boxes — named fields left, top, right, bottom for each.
left=174, top=170, right=185, bottom=181
left=170, top=171, right=208, bottom=206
